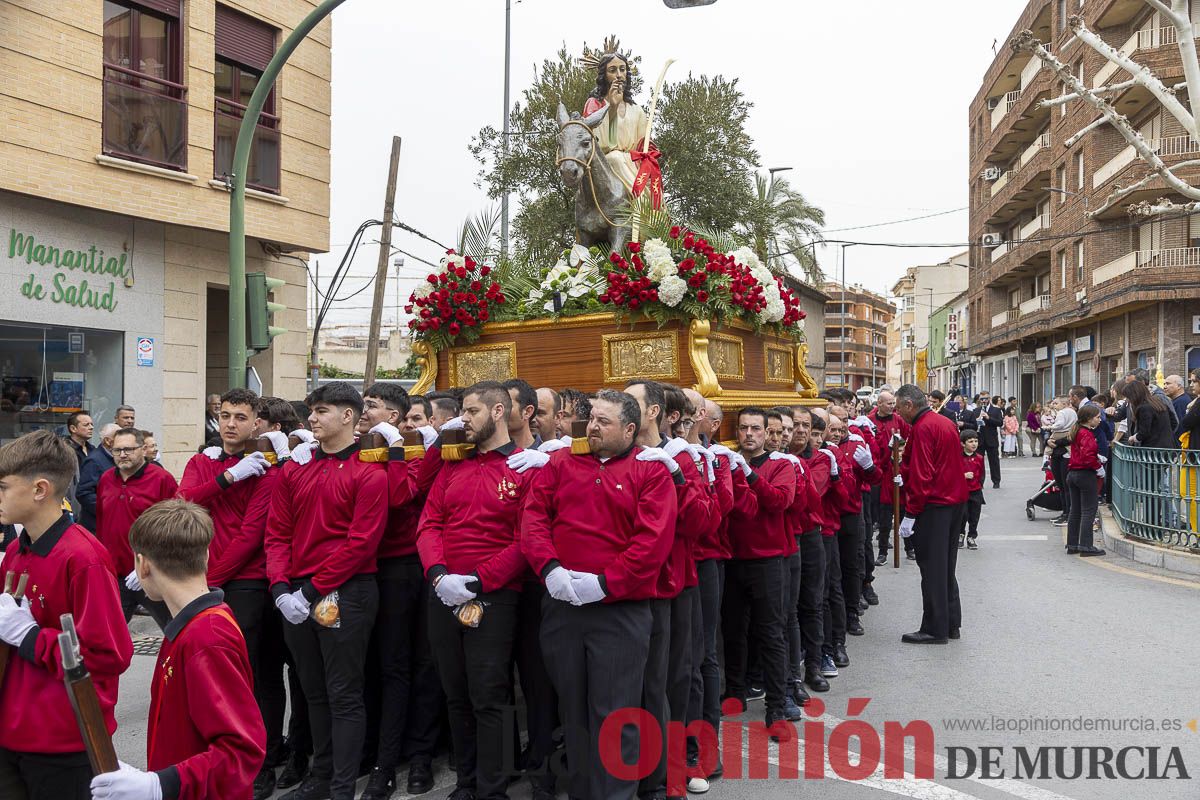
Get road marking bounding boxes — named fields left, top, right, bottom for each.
left=976, top=535, right=1048, bottom=541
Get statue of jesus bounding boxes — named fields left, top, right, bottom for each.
left=581, top=44, right=649, bottom=194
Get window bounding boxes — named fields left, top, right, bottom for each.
left=903, top=295, right=914, bottom=310
left=213, top=6, right=280, bottom=193
left=102, top=1, right=186, bottom=170
left=1058, top=0, right=1067, bottom=31
left=1059, top=250, right=1067, bottom=288
left=1057, top=165, right=1067, bottom=202
left=1076, top=150, right=1085, bottom=190
left=1075, top=241, right=1084, bottom=283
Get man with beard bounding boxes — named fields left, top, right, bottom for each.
left=521, top=389, right=677, bottom=800
left=581, top=43, right=650, bottom=195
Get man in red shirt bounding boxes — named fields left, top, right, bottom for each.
left=95, top=426, right=178, bottom=629
left=266, top=382, right=388, bottom=800
left=521, top=389, right=677, bottom=800
left=419, top=381, right=536, bottom=800
left=895, top=385, right=969, bottom=644
left=0, top=430, right=132, bottom=799
left=91, top=499, right=266, bottom=800
left=720, top=407, right=796, bottom=728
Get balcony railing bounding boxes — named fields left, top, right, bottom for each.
left=1018, top=293, right=1052, bottom=315
left=990, top=308, right=1020, bottom=328
left=989, top=134, right=1051, bottom=199
left=989, top=240, right=1012, bottom=263
left=1137, top=25, right=1179, bottom=50
left=1094, top=134, right=1200, bottom=188
left=990, top=89, right=1023, bottom=131
left=1019, top=212, right=1051, bottom=242
left=215, top=97, right=281, bottom=193
left=102, top=64, right=188, bottom=171
left=1093, top=246, right=1200, bottom=285
left=1020, top=54, right=1043, bottom=91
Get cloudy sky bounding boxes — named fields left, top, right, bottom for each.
left=314, top=0, right=1030, bottom=328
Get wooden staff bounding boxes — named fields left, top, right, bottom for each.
left=58, top=613, right=119, bottom=775
left=0, top=572, right=30, bottom=686
left=892, top=434, right=903, bottom=569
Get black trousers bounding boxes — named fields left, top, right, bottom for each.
left=257, top=596, right=292, bottom=762
left=1051, top=448, right=1072, bottom=521
left=876, top=489, right=895, bottom=555
left=223, top=582, right=273, bottom=761
left=911, top=504, right=964, bottom=639
left=428, top=589, right=518, bottom=800
left=513, top=578, right=558, bottom=792
left=796, top=530, right=825, bottom=673
left=663, top=587, right=696, bottom=796
left=119, top=581, right=171, bottom=630
left=838, top=513, right=864, bottom=623
left=688, top=560, right=724, bottom=741
left=541, top=596, right=651, bottom=800
left=1067, top=470, right=1100, bottom=549
left=861, top=490, right=877, bottom=584
left=721, top=557, right=787, bottom=715
left=363, top=556, right=443, bottom=772
left=0, top=748, right=90, bottom=800
left=822, top=534, right=845, bottom=653
left=783, top=548, right=802, bottom=683
left=981, top=442, right=1001, bottom=487
left=281, top=575, right=379, bottom=800
left=639, top=598, right=671, bottom=797
left=961, top=492, right=984, bottom=540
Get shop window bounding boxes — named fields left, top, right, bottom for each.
left=213, top=5, right=280, bottom=193
left=0, top=323, right=124, bottom=445
left=102, top=1, right=186, bottom=170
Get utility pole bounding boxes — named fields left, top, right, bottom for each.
left=363, top=136, right=402, bottom=386
left=499, top=0, right=512, bottom=259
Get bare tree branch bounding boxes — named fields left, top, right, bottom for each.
left=1092, top=159, right=1200, bottom=215
left=1142, top=0, right=1177, bottom=20
left=1038, top=79, right=1185, bottom=108
left=1065, top=117, right=1109, bottom=147
left=1167, top=0, right=1200, bottom=142
left=1128, top=196, right=1200, bottom=216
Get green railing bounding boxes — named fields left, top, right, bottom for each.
left=1110, top=443, right=1200, bottom=549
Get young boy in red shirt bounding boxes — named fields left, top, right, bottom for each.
left=90, top=498, right=266, bottom=800
left=0, top=430, right=132, bottom=799
left=959, top=430, right=985, bottom=550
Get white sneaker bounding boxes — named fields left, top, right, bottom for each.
left=688, top=776, right=711, bottom=794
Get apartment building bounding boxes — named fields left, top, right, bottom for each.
left=969, top=0, right=1200, bottom=407
left=927, top=291, right=972, bottom=395
left=0, top=1, right=331, bottom=474
left=823, top=282, right=892, bottom=391
left=886, top=253, right=971, bottom=387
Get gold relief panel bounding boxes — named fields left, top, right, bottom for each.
left=707, top=333, right=744, bottom=381
left=602, top=331, right=679, bottom=382
left=764, top=343, right=795, bottom=384
left=448, top=343, right=517, bottom=387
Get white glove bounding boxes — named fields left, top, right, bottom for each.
left=290, top=429, right=316, bottom=445
left=663, top=437, right=691, bottom=459
left=226, top=451, right=269, bottom=482
left=415, top=425, right=439, bottom=448
left=368, top=422, right=402, bottom=447
left=0, top=594, right=38, bottom=647
left=275, top=590, right=311, bottom=625
left=899, top=516, right=916, bottom=539
left=434, top=574, right=477, bottom=607
left=853, top=415, right=876, bottom=432
left=441, top=416, right=466, bottom=432
left=259, top=431, right=290, bottom=460
left=727, top=450, right=751, bottom=477
left=1098, top=454, right=1108, bottom=464
left=125, top=570, right=141, bottom=592
left=538, top=435, right=572, bottom=453
left=291, top=441, right=318, bottom=466
left=846, top=433, right=866, bottom=444
left=893, top=474, right=903, bottom=486
left=818, top=448, right=839, bottom=477
left=708, top=443, right=735, bottom=461
left=853, top=445, right=874, bottom=469
left=769, top=451, right=801, bottom=466
left=1096, top=466, right=1106, bottom=479
left=90, top=761, right=162, bottom=800
left=507, top=449, right=550, bottom=473
left=202, top=446, right=222, bottom=460
left=545, top=566, right=580, bottom=604
left=569, top=571, right=606, bottom=604
left=636, top=446, right=681, bottom=474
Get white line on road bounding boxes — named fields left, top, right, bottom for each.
left=975, top=535, right=1049, bottom=541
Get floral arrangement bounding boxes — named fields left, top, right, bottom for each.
left=406, top=251, right=506, bottom=350
left=519, top=245, right=606, bottom=317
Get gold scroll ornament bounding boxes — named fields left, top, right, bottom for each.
left=602, top=331, right=679, bottom=382
left=448, top=342, right=517, bottom=387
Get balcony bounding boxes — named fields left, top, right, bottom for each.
left=991, top=308, right=1020, bottom=328
left=1020, top=53, right=1043, bottom=92
left=1018, top=293, right=1052, bottom=315
left=1093, top=246, right=1200, bottom=285
left=990, top=89, right=1023, bottom=131
left=989, top=240, right=1012, bottom=263
left=102, top=65, right=188, bottom=171
left=988, top=134, right=1051, bottom=200
left=1094, top=26, right=1195, bottom=88
left=1093, top=30, right=1140, bottom=88
left=1093, top=134, right=1200, bottom=188
left=1019, top=212, right=1051, bottom=241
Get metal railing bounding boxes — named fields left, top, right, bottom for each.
left=215, top=96, right=282, bottom=193
left=102, top=64, right=188, bottom=171
left=1110, top=443, right=1199, bottom=549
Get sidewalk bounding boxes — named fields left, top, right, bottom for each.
left=1097, top=505, right=1200, bottom=578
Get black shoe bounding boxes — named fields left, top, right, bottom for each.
left=966, top=537, right=978, bottom=550
left=764, top=711, right=790, bottom=741
left=447, top=789, right=476, bottom=800
left=253, top=767, right=277, bottom=800
left=862, top=584, right=879, bottom=605
left=901, top=631, right=948, bottom=644
left=874, top=552, right=888, bottom=566
left=805, top=669, right=830, bottom=693
left=531, top=788, right=556, bottom=800
left=905, top=549, right=916, bottom=561
left=407, top=760, right=434, bottom=795
left=747, top=685, right=765, bottom=701
left=958, top=533, right=965, bottom=549
left=1078, top=546, right=1106, bottom=557
left=992, top=483, right=1000, bottom=489
left=846, top=618, right=864, bottom=636
left=856, top=598, right=869, bottom=613
left=781, top=691, right=803, bottom=722
left=949, top=627, right=960, bottom=640
left=360, top=766, right=397, bottom=800
left=278, top=776, right=331, bottom=800
left=792, top=679, right=810, bottom=705
left=833, top=645, right=850, bottom=668
left=277, top=752, right=309, bottom=790
left=1066, top=545, right=1080, bottom=554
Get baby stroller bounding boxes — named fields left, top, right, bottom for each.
left=1025, top=467, right=1063, bottom=520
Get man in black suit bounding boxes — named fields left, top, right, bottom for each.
left=978, top=394, right=1004, bottom=488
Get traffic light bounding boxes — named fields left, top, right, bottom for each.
left=246, top=271, right=287, bottom=353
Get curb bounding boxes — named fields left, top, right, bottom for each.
left=1098, top=507, right=1200, bottom=577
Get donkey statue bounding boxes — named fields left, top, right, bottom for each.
left=555, top=102, right=631, bottom=255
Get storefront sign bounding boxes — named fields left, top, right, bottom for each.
left=1035, top=346, right=1049, bottom=361
left=1074, top=335, right=1093, bottom=353
left=68, top=332, right=84, bottom=353
left=9, top=229, right=128, bottom=312
left=1053, top=341, right=1071, bottom=358
left=1193, top=315, right=1200, bottom=334
left=1020, top=353, right=1036, bottom=374
left=137, top=337, right=154, bottom=367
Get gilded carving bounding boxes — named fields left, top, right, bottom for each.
left=764, top=343, right=794, bottom=384
left=707, top=333, right=744, bottom=381
left=410, top=340, right=437, bottom=395
left=602, top=331, right=679, bottom=382
left=795, top=342, right=819, bottom=398
left=449, top=343, right=517, bottom=387
left=687, top=320, right=721, bottom=396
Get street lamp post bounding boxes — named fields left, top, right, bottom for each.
left=500, top=0, right=513, bottom=259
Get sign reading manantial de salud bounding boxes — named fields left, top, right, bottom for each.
left=8, top=228, right=127, bottom=312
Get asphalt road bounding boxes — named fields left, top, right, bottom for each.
left=114, top=456, right=1200, bottom=799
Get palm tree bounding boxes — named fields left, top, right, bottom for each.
left=739, top=173, right=825, bottom=285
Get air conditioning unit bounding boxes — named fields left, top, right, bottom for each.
left=983, top=166, right=1002, bottom=181
left=1075, top=289, right=1087, bottom=302
left=982, top=232, right=1004, bottom=247
left=987, top=97, right=1001, bottom=110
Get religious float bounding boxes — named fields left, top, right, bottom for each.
left=408, top=38, right=819, bottom=439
